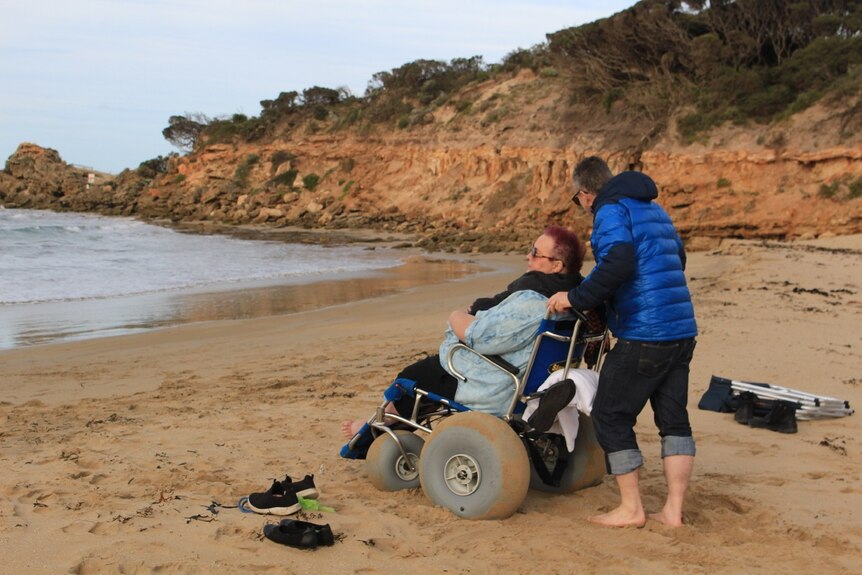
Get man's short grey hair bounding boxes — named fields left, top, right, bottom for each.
left=573, top=156, right=613, bottom=194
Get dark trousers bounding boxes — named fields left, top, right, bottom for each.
left=592, top=337, right=697, bottom=474
left=392, top=355, right=458, bottom=418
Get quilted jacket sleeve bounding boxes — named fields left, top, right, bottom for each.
left=567, top=204, right=635, bottom=311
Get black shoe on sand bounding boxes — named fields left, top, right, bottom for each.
left=282, top=474, right=319, bottom=499
left=263, top=519, right=334, bottom=549
left=246, top=480, right=301, bottom=515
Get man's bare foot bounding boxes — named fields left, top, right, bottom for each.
left=588, top=506, right=646, bottom=528
left=340, top=420, right=366, bottom=439
left=648, top=510, right=684, bottom=527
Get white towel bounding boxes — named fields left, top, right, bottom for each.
left=522, top=368, right=599, bottom=452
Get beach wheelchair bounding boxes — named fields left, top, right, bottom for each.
left=340, top=309, right=609, bottom=520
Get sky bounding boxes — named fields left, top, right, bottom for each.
left=1, top=0, right=638, bottom=174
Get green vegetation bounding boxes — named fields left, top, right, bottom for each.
left=717, top=178, right=732, bottom=188
left=188, top=113, right=266, bottom=147
left=819, top=175, right=862, bottom=200
left=500, top=44, right=552, bottom=73
left=453, top=99, right=473, bottom=114
left=137, top=155, right=171, bottom=178
left=162, top=1, right=862, bottom=149
left=162, top=114, right=208, bottom=151
left=602, top=88, right=624, bottom=114
left=234, top=154, right=260, bottom=186
left=270, top=169, right=298, bottom=188
left=450, top=185, right=469, bottom=201
left=819, top=181, right=841, bottom=198
left=270, top=150, right=295, bottom=174
left=481, top=108, right=507, bottom=126
left=303, top=173, right=320, bottom=191
left=547, top=0, right=862, bottom=139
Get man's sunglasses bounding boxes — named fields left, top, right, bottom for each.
left=571, top=189, right=588, bottom=207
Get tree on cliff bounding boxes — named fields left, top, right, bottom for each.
left=162, top=113, right=210, bottom=151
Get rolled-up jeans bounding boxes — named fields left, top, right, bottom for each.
left=592, top=337, right=697, bottom=475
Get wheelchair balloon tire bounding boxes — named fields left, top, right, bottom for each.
left=366, top=430, right=425, bottom=491
left=419, top=411, right=529, bottom=520
left=528, top=413, right=607, bottom=494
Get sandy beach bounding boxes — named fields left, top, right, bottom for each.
left=1, top=237, right=861, bottom=574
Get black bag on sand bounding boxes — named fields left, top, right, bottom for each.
left=698, top=375, right=775, bottom=413
left=697, top=375, right=776, bottom=418
left=698, top=375, right=739, bottom=413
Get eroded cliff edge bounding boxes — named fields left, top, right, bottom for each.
left=2, top=74, right=860, bottom=252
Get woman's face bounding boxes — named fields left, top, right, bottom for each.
left=527, top=234, right=563, bottom=273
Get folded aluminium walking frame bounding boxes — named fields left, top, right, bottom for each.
left=716, top=375, right=855, bottom=421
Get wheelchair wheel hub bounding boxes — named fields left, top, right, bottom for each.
left=443, top=454, right=481, bottom=496
left=395, top=453, right=420, bottom=481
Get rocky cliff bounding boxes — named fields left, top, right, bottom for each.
left=2, top=73, right=860, bottom=252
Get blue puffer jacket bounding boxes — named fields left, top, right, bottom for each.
left=567, top=171, right=697, bottom=341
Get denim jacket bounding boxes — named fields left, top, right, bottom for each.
left=439, top=290, right=550, bottom=416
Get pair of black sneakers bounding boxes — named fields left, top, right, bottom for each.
left=734, top=391, right=798, bottom=433
left=246, top=474, right=319, bottom=515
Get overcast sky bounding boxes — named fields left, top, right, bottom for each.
left=1, top=1, right=638, bottom=174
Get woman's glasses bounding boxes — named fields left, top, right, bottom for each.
left=529, top=246, right=557, bottom=261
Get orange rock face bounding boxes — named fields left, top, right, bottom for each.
left=2, top=88, right=860, bottom=253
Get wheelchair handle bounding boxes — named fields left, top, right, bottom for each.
left=545, top=308, right=589, bottom=323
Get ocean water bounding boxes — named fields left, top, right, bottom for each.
left=0, top=208, right=407, bottom=349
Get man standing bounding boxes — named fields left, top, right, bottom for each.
left=547, top=156, right=697, bottom=528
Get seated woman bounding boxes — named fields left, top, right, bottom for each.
left=341, top=225, right=587, bottom=438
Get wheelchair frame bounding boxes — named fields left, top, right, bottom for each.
left=342, top=310, right=608, bottom=512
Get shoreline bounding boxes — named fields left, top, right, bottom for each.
left=1, top=208, right=523, bottom=351
left=0, top=251, right=521, bottom=405
left=0, top=245, right=506, bottom=352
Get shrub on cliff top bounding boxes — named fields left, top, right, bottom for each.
left=160, top=0, right=862, bottom=150
left=547, top=0, right=862, bottom=138
left=137, top=155, right=170, bottom=178
left=500, top=44, right=551, bottom=73
left=204, top=114, right=267, bottom=144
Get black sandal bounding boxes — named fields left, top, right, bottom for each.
left=263, top=519, right=334, bottom=549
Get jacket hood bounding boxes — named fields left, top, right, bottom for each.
left=592, top=171, right=658, bottom=215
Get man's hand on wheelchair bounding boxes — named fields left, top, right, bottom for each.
left=547, top=291, right=572, bottom=314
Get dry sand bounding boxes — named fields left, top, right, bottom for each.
left=1, top=237, right=860, bottom=574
